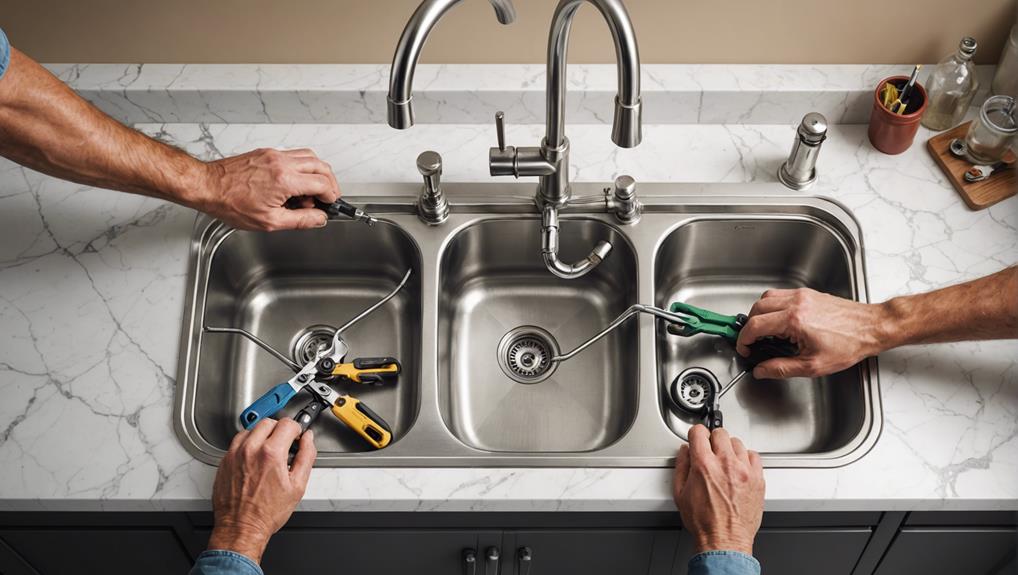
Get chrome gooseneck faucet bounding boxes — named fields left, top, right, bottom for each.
left=387, top=0, right=516, bottom=129
left=388, top=0, right=642, bottom=279
left=490, top=0, right=642, bottom=278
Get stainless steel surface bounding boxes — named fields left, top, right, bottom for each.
left=484, top=0, right=642, bottom=277
left=486, top=0, right=642, bottom=202
left=437, top=215, right=638, bottom=452
left=175, top=182, right=880, bottom=467
left=655, top=214, right=873, bottom=457
left=778, top=112, right=827, bottom=190
left=546, top=0, right=641, bottom=152
left=540, top=204, right=613, bottom=279
left=610, top=174, right=641, bottom=224
left=177, top=220, right=421, bottom=457
left=387, top=0, right=516, bottom=129
left=416, top=151, right=450, bottom=225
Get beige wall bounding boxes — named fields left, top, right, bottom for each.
left=4, top=0, right=1016, bottom=65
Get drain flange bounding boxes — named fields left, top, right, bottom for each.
left=497, top=326, right=561, bottom=384
left=290, top=325, right=338, bottom=366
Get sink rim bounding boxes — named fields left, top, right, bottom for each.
left=174, top=182, right=882, bottom=468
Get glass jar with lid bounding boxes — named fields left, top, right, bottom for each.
left=964, top=95, right=1016, bottom=164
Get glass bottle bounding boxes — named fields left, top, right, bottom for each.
left=922, top=37, right=980, bottom=131
left=991, top=25, right=1017, bottom=98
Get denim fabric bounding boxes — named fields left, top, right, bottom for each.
left=189, top=550, right=264, bottom=575
left=0, top=28, right=10, bottom=80
left=688, top=550, right=761, bottom=575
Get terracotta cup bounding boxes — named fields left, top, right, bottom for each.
left=868, top=76, right=928, bottom=155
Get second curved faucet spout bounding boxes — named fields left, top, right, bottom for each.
left=388, top=0, right=516, bottom=129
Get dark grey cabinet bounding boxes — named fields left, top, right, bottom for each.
left=0, top=529, right=192, bottom=575
left=1, top=511, right=1015, bottom=575
left=874, top=528, right=1017, bottom=575
left=668, top=528, right=872, bottom=575
left=251, top=529, right=500, bottom=575
left=505, top=530, right=664, bottom=575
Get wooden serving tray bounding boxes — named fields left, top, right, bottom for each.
left=926, top=122, right=1016, bottom=210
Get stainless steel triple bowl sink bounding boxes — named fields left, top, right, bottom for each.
left=174, top=182, right=881, bottom=467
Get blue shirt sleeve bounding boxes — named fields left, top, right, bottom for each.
left=688, top=550, right=761, bottom=575
left=0, top=28, right=10, bottom=80
left=190, top=550, right=264, bottom=575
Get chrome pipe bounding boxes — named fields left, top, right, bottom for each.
left=388, top=0, right=516, bottom=129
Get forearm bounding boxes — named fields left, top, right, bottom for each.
left=879, top=267, right=1018, bottom=350
left=0, top=48, right=207, bottom=207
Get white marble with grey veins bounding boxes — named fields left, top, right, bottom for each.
left=0, top=112, right=1015, bottom=511
left=45, top=63, right=997, bottom=126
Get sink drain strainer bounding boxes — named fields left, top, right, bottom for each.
left=669, top=367, right=720, bottom=413
left=497, top=326, right=561, bottom=384
left=290, top=325, right=338, bottom=366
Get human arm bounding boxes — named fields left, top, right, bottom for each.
left=0, top=34, right=338, bottom=231
left=735, top=266, right=1018, bottom=379
left=189, top=418, right=317, bottom=574
left=673, top=425, right=765, bottom=575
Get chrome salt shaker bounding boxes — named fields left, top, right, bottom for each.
left=778, top=113, right=828, bottom=190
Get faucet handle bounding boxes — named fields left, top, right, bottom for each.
left=416, top=150, right=442, bottom=178
left=495, top=111, right=507, bottom=152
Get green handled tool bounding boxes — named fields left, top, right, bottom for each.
left=666, top=301, right=799, bottom=364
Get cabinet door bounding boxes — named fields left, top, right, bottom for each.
left=669, top=528, right=871, bottom=575
left=506, top=530, right=660, bottom=575
left=0, top=529, right=192, bottom=575
left=254, top=529, right=498, bottom=575
left=874, top=528, right=1017, bottom=575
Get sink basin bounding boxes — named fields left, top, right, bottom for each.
left=178, top=221, right=421, bottom=459
left=655, top=218, right=867, bottom=457
left=437, top=218, right=638, bottom=452
left=174, top=182, right=880, bottom=467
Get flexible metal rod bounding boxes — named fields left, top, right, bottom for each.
left=552, top=303, right=690, bottom=362
left=336, top=269, right=413, bottom=334
left=202, top=326, right=302, bottom=371
left=205, top=269, right=414, bottom=371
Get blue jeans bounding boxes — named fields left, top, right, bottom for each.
left=190, top=551, right=263, bottom=575
left=0, top=28, right=11, bottom=79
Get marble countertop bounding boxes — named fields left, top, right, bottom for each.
left=0, top=65, right=1015, bottom=512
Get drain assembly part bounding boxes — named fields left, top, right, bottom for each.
left=496, top=326, right=561, bottom=384
left=669, top=367, right=724, bottom=430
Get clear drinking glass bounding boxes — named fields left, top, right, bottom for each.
left=964, top=95, right=1017, bottom=164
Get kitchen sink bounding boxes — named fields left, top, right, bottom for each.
left=178, top=222, right=422, bottom=458
left=655, top=219, right=868, bottom=458
left=437, top=218, right=638, bottom=452
left=175, top=182, right=880, bottom=467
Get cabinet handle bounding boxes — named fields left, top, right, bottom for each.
left=463, top=548, right=477, bottom=575
left=484, top=546, right=501, bottom=575
left=516, top=547, right=532, bottom=575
